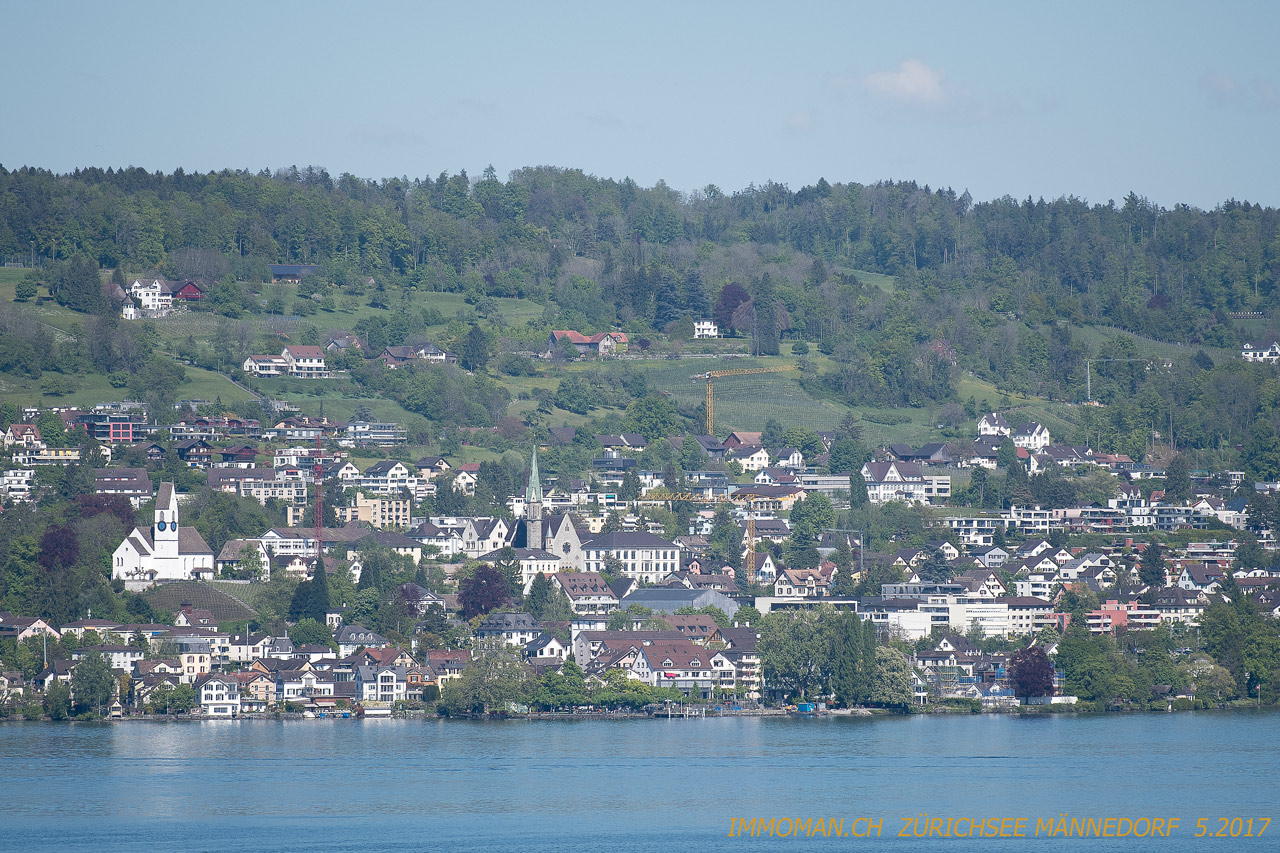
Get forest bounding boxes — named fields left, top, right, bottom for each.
left=2, top=164, right=1280, bottom=469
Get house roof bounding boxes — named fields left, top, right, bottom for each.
left=640, top=641, right=709, bottom=670
left=268, top=264, right=320, bottom=276
left=584, top=531, right=678, bottom=550
left=478, top=612, right=540, bottom=632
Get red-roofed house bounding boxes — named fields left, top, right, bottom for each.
left=3, top=423, right=43, bottom=450
left=282, top=346, right=329, bottom=378
left=546, top=330, right=628, bottom=358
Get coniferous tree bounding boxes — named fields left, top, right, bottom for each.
left=526, top=573, right=552, bottom=619
left=1139, top=541, right=1166, bottom=588
left=652, top=267, right=682, bottom=329
left=308, top=558, right=331, bottom=622
left=751, top=273, right=780, bottom=355
left=683, top=269, right=710, bottom=320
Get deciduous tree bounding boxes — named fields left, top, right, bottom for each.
left=1008, top=645, right=1055, bottom=702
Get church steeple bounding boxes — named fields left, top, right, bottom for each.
left=525, top=446, right=543, bottom=503
left=526, top=447, right=543, bottom=551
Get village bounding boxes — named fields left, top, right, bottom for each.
left=0, top=396, right=1275, bottom=720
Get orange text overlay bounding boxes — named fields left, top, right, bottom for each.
left=726, top=816, right=1271, bottom=840
left=727, top=818, right=881, bottom=838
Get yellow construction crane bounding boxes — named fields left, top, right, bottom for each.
left=694, top=365, right=798, bottom=435
left=644, top=488, right=762, bottom=582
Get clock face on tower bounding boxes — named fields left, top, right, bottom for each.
left=157, top=521, right=167, bottom=532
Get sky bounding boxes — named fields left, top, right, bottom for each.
left=2, top=0, right=1278, bottom=208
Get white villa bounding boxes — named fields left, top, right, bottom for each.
left=693, top=320, right=720, bottom=339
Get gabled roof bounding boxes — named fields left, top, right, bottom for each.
left=639, top=641, right=709, bottom=670
left=478, top=612, right=540, bottom=632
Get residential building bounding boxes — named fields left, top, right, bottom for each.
left=281, top=346, right=329, bottom=378
left=552, top=573, right=619, bottom=615
left=354, top=665, right=409, bottom=703
left=1011, top=422, right=1051, bottom=451
left=861, top=461, right=951, bottom=505
left=335, top=625, right=389, bottom=656
left=476, top=612, right=541, bottom=647
left=197, top=674, right=241, bottom=717
left=693, top=320, right=720, bottom=339
left=1242, top=340, right=1280, bottom=363
left=977, top=412, right=1011, bottom=437
left=335, top=493, right=413, bottom=529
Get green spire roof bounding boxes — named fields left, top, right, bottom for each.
left=525, top=446, right=542, bottom=503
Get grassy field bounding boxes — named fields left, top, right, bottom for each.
left=847, top=269, right=898, bottom=292
left=1067, top=324, right=1237, bottom=364
left=0, top=263, right=1230, bottom=454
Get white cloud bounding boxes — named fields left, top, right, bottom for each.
left=1199, top=70, right=1278, bottom=111
left=863, top=59, right=948, bottom=107
left=824, top=59, right=995, bottom=123
left=783, top=108, right=817, bottom=133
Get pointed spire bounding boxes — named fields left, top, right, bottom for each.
left=526, top=447, right=543, bottom=503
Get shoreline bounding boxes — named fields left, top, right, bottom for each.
left=3, top=702, right=1273, bottom=724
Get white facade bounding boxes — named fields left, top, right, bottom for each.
left=581, top=532, right=682, bottom=585
left=199, top=676, right=241, bottom=717
left=111, top=484, right=215, bottom=591
left=1242, top=341, right=1280, bottom=363
left=129, top=279, right=172, bottom=314
left=1012, top=423, right=1051, bottom=451
left=977, top=412, right=1011, bottom=437
left=693, top=320, right=720, bottom=339
left=861, top=462, right=951, bottom=505
left=354, top=666, right=408, bottom=703
left=282, top=346, right=329, bottom=378
left=242, top=355, right=288, bottom=376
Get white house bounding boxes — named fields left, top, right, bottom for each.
left=335, top=625, right=389, bottom=656
left=476, top=612, right=541, bottom=647
left=729, top=445, right=771, bottom=472
left=281, top=346, right=329, bottom=378
left=73, top=644, right=145, bottom=671
left=1242, top=340, right=1280, bottom=363
left=628, top=641, right=715, bottom=698
left=3, top=423, right=44, bottom=450
left=861, top=461, right=951, bottom=505
left=1011, top=422, right=1051, bottom=451
left=197, top=674, right=241, bottom=717
left=129, top=278, right=173, bottom=314
left=478, top=548, right=562, bottom=594
left=693, top=320, right=720, bottom=339
left=354, top=665, right=409, bottom=703
left=111, top=483, right=215, bottom=591
left=977, top=412, right=1011, bottom=437
left=242, top=355, right=288, bottom=376
left=357, top=460, right=418, bottom=495
left=552, top=572, right=619, bottom=615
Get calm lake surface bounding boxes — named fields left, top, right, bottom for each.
left=1, top=711, right=1277, bottom=852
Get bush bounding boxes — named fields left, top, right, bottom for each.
left=791, top=340, right=810, bottom=355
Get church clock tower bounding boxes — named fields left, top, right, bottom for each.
left=526, top=447, right=543, bottom=551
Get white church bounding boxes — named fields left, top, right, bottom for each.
left=112, top=483, right=215, bottom=591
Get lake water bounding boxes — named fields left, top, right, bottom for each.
left=1, top=710, right=1277, bottom=852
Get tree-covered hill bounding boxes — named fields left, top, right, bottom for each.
left=3, top=163, right=1280, bottom=469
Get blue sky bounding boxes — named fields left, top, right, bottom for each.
left=2, top=1, right=1277, bottom=208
